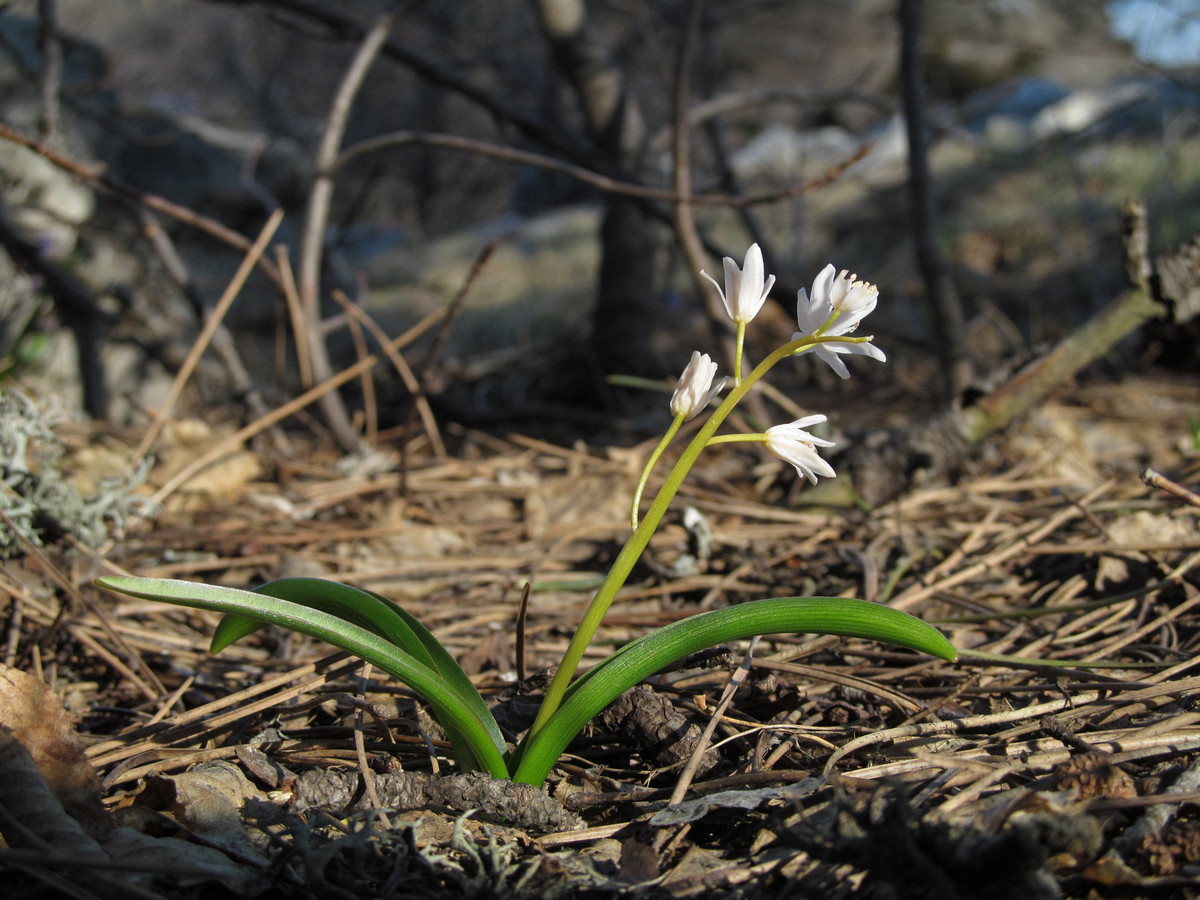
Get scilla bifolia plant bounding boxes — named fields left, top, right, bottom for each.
left=99, top=245, right=956, bottom=787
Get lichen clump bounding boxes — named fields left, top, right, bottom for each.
left=0, top=391, right=151, bottom=554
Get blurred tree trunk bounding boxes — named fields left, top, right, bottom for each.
left=531, top=0, right=662, bottom=376
left=898, top=0, right=970, bottom=397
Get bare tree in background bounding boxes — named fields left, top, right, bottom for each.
left=531, top=0, right=663, bottom=378
left=898, top=0, right=969, bottom=396
left=11, top=0, right=1096, bottom=444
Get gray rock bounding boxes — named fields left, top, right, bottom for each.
left=729, top=124, right=860, bottom=180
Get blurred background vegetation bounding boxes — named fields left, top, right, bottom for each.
left=0, top=0, right=1196, bottom=446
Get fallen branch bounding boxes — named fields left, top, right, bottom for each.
left=0, top=122, right=283, bottom=289
left=291, top=769, right=583, bottom=833
left=959, top=202, right=1196, bottom=444
left=845, top=203, right=1199, bottom=506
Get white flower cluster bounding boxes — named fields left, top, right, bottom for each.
left=793, top=264, right=887, bottom=379
left=673, top=244, right=886, bottom=484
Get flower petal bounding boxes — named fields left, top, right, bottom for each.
left=699, top=267, right=726, bottom=304
left=795, top=264, right=836, bottom=336
left=810, top=264, right=837, bottom=309
left=720, top=256, right=743, bottom=320
left=764, top=415, right=836, bottom=484
left=792, top=263, right=885, bottom=377
left=736, top=245, right=771, bottom=321
left=828, top=269, right=853, bottom=307
left=794, top=288, right=820, bottom=335
left=813, top=346, right=852, bottom=380
left=703, top=244, right=774, bottom=324
left=758, top=272, right=777, bottom=311
left=838, top=279, right=878, bottom=320
left=670, top=351, right=724, bottom=420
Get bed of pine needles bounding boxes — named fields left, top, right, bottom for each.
left=2, top=361, right=1199, bottom=899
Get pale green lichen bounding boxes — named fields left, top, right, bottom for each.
left=0, top=390, right=153, bottom=554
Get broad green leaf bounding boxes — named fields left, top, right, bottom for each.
left=235, top=578, right=508, bottom=763
left=512, top=597, right=955, bottom=784
left=97, top=576, right=510, bottom=777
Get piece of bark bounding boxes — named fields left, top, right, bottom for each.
left=599, top=684, right=720, bottom=778
left=291, top=769, right=583, bottom=834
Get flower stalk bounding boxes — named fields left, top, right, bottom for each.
left=523, top=331, right=862, bottom=744
left=631, top=421, right=680, bottom=529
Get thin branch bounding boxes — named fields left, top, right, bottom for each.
left=337, top=127, right=870, bottom=209
left=298, top=8, right=404, bottom=452
left=36, top=0, right=62, bottom=143
left=695, top=22, right=772, bottom=284
left=331, top=292, right=377, bottom=446
left=659, top=86, right=897, bottom=145
left=671, top=0, right=712, bottom=298
left=350, top=665, right=391, bottom=828
left=401, top=236, right=502, bottom=491
left=957, top=274, right=1169, bottom=445
left=1141, top=468, right=1200, bottom=510
left=273, top=243, right=312, bottom=387
left=329, top=290, right=444, bottom=460
left=898, top=0, right=968, bottom=396
left=142, top=298, right=457, bottom=512
left=136, top=207, right=279, bottom=435
left=0, top=507, right=167, bottom=701
left=669, top=636, right=760, bottom=806
left=515, top=581, right=532, bottom=683
left=132, top=208, right=284, bottom=464
left=671, top=0, right=738, bottom=379
left=212, top=0, right=605, bottom=170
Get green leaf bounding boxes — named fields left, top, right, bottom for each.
left=209, top=613, right=267, bottom=652
left=512, top=596, right=955, bottom=785
left=236, top=578, right=508, bottom=764
left=97, top=575, right=510, bottom=778
left=214, top=580, right=431, bottom=666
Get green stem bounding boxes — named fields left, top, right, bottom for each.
left=706, top=433, right=768, bottom=446
left=631, top=417, right=683, bottom=529
left=520, top=335, right=826, bottom=754
left=734, top=321, right=746, bottom=386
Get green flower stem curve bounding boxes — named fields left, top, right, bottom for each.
left=631, top=416, right=683, bottom=529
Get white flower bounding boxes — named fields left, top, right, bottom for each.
left=764, top=415, right=836, bottom=484
left=670, top=351, right=727, bottom=420
left=793, top=264, right=886, bottom=379
left=700, top=243, right=776, bottom=324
